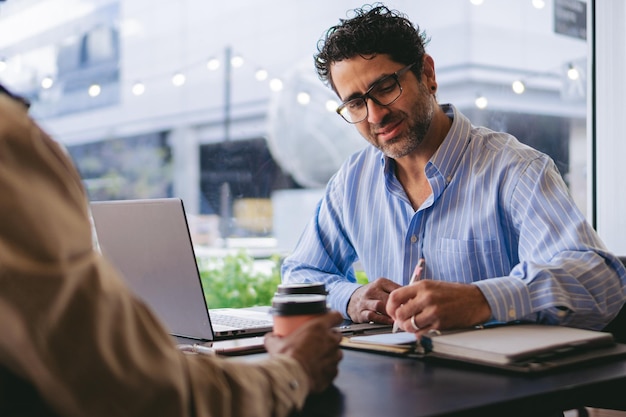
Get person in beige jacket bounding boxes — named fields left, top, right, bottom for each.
left=0, top=85, right=343, bottom=417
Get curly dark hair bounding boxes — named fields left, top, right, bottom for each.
left=314, top=4, right=429, bottom=90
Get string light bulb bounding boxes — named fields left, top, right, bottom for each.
left=88, top=84, right=101, bottom=97
left=131, top=81, right=146, bottom=96
left=230, top=55, right=244, bottom=68
left=296, top=92, right=310, bottom=105
left=206, top=58, right=220, bottom=71
left=532, top=0, right=546, bottom=9
left=326, top=99, right=339, bottom=112
left=172, top=72, right=186, bottom=86
left=269, top=78, right=283, bottom=92
left=567, top=64, right=580, bottom=81
left=255, top=68, right=268, bottom=81
left=475, top=94, right=488, bottom=109
left=512, top=80, right=525, bottom=94
left=41, top=76, right=54, bottom=89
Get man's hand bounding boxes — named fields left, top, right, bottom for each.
left=264, top=311, right=343, bottom=393
left=386, top=281, right=492, bottom=335
left=347, top=278, right=401, bottom=324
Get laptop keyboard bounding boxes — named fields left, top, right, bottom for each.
left=210, top=313, right=273, bottom=329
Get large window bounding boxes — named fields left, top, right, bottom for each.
left=0, top=0, right=590, bottom=258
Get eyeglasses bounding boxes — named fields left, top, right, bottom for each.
left=336, top=62, right=416, bottom=124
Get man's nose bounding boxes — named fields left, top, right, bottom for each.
left=366, top=99, right=390, bottom=124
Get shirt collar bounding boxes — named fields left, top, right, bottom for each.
left=428, top=103, right=472, bottom=185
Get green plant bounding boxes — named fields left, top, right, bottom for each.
left=355, top=269, right=368, bottom=285
left=197, top=251, right=281, bottom=308
left=198, top=252, right=369, bottom=307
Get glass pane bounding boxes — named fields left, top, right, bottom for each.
left=0, top=0, right=589, bottom=305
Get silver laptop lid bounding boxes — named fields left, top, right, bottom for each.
left=90, top=198, right=215, bottom=341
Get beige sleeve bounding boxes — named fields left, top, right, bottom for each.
left=0, top=95, right=309, bottom=417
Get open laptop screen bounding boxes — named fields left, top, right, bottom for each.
left=90, top=198, right=216, bottom=340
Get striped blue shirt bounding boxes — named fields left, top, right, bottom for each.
left=282, top=104, right=626, bottom=330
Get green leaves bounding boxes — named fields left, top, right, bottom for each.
left=355, top=270, right=369, bottom=285
left=198, top=251, right=281, bottom=308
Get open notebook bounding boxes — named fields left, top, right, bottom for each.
left=90, top=198, right=274, bottom=345
left=341, top=323, right=626, bottom=373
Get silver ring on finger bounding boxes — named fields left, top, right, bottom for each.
left=410, top=315, right=420, bottom=331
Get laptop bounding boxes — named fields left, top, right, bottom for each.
left=89, top=198, right=275, bottom=344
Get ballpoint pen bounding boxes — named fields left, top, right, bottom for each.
left=392, top=258, right=425, bottom=333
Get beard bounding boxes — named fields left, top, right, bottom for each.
left=372, top=84, right=435, bottom=159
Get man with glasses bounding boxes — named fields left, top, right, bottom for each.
left=282, top=4, right=626, bottom=336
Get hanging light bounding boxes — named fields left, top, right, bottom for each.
left=88, top=84, right=101, bottom=97
left=206, top=57, right=220, bottom=71
left=475, top=94, right=488, bottom=109
left=296, top=92, right=311, bottom=105
left=255, top=68, right=268, bottom=81
left=326, top=99, right=339, bottom=112
left=172, top=72, right=186, bottom=86
left=567, top=64, right=580, bottom=81
left=512, top=80, right=525, bottom=94
left=131, top=81, right=146, bottom=96
left=230, top=55, right=244, bottom=68
left=41, top=76, right=54, bottom=89
left=269, top=78, right=283, bottom=92
left=532, top=0, right=546, bottom=9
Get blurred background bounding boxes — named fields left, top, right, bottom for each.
left=0, top=0, right=589, bottom=303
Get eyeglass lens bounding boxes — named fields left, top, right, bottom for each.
left=337, top=63, right=415, bottom=124
left=338, top=76, right=401, bottom=123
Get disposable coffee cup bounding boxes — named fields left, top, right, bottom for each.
left=270, top=294, right=328, bottom=336
left=275, top=282, right=327, bottom=296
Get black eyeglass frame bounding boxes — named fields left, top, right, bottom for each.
left=335, top=62, right=416, bottom=124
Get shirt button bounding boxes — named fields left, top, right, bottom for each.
left=410, top=235, right=417, bottom=243
left=508, top=308, right=516, bottom=318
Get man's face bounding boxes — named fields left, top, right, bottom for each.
left=330, top=54, right=434, bottom=159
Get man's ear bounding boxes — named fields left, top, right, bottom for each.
left=422, top=55, right=437, bottom=93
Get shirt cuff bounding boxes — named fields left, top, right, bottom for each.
left=473, top=277, right=534, bottom=323
left=327, top=281, right=363, bottom=319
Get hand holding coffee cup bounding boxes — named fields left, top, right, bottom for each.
left=265, top=294, right=343, bottom=393
left=271, top=294, right=329, bottom=336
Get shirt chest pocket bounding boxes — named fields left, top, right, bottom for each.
left=431, top=238, right=505, bottom=282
